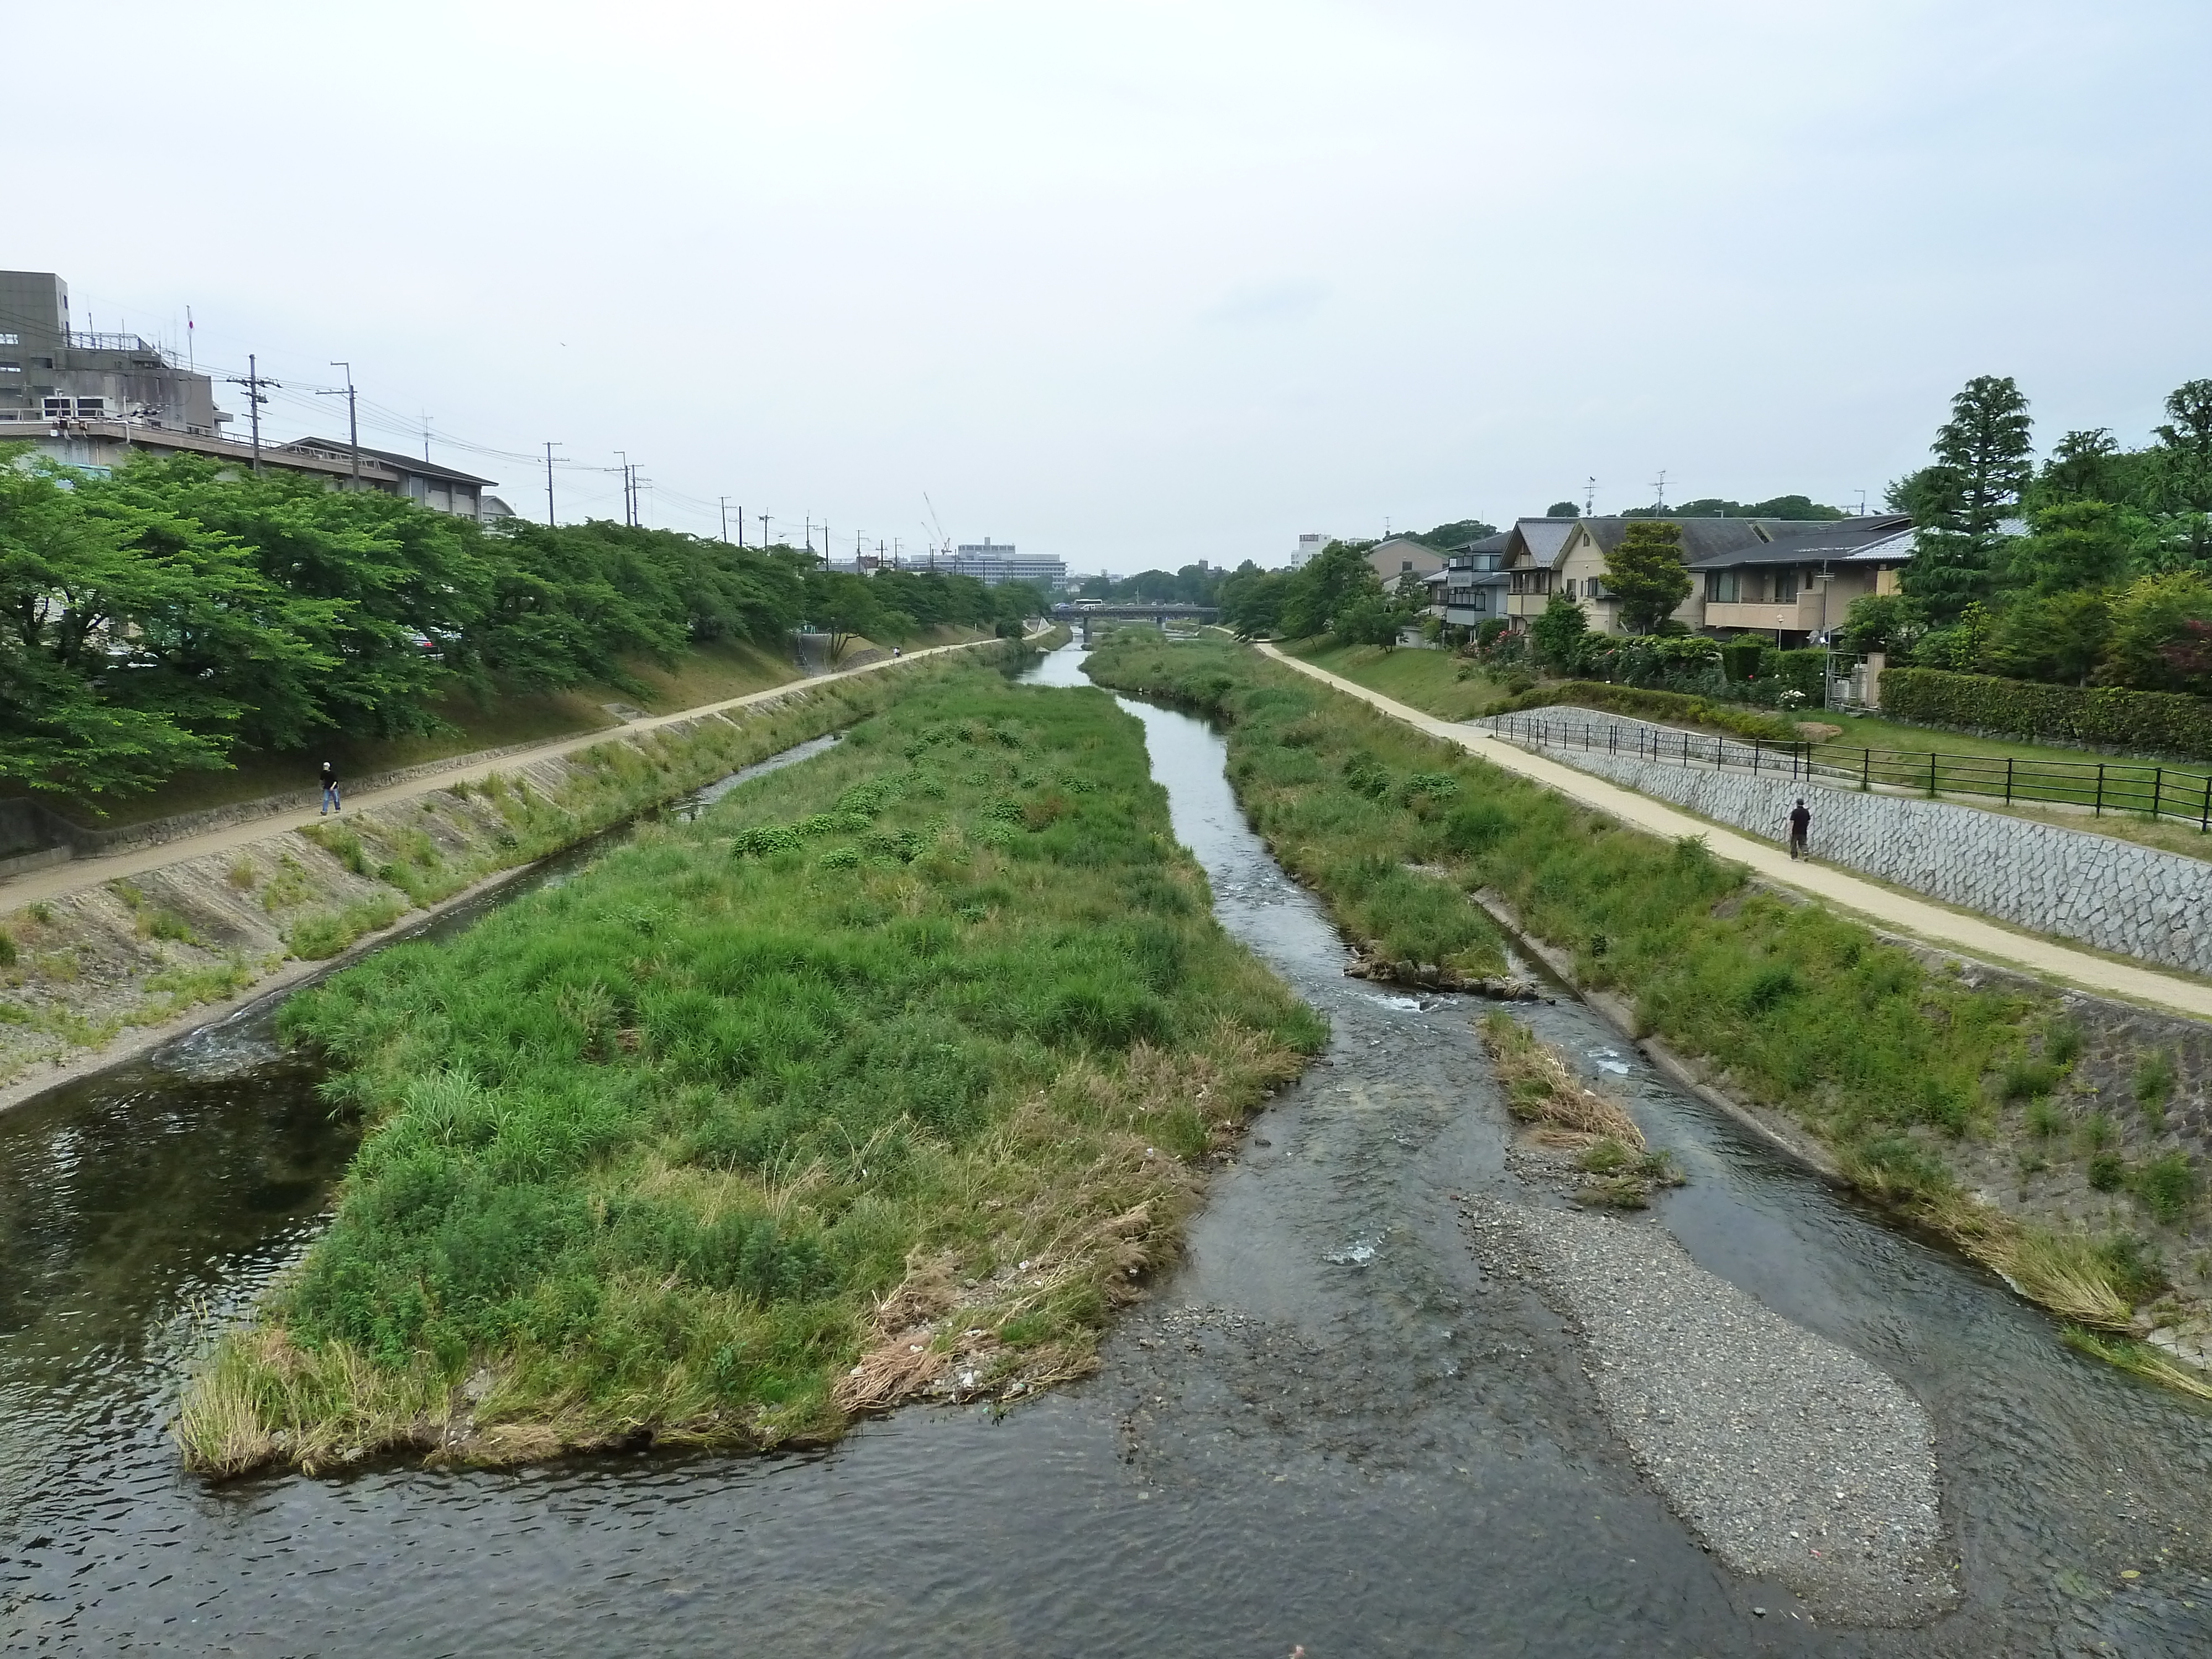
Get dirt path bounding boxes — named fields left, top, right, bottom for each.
left=1259, top=644, right=2212, bottom=1023
left=0, top=637, right=1000, bottom=914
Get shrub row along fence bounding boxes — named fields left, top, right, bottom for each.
left=1484, top=712, right=2212, bottom=829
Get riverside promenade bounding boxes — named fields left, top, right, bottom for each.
left=1257, top=644, right=2212, bottom=1024
left=0, top=634, right=1013, bottom=914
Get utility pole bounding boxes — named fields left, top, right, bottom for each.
left=421, top=414, right=433, bottom=463
left=225, top=355, right=278, bottom=473
left=759, top=513, right=771, bottom=546
left=719, top=497, right=732, bottom=543
left=543, top=442, right=562, bottom=524
left=614, top=452, right=630, bottom=525
left=317, top=361, right=359, bottom=484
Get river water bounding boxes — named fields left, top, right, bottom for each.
left=2, top=642, right=2207, bottom=1655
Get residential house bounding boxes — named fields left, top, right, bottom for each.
left=1366, top=536, right=1447, bottom=594
left=1688, top=516, right=1916, bottom=646
left=1500, top=518, right=1582, bottom=625
left=1424, top=530, right=1511, bottom=630
left=1504, top=515, right=1872, bottom=636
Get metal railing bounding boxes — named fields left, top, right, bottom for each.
left=1488, top=712, right=2212, bottom=829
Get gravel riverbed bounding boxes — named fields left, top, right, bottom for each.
left=1462, top=1186, right=1959, bottom=1624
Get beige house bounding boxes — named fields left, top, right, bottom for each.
left=1504, top=514, right=1914, bottom=641
left=1366, top=536, right=1447, bottom=593
left=1689, top=518, right=1914, bottom=645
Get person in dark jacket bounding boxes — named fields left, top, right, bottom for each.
left=1787, top=797, right=1810, bottom=859
left=320, top=761, right=342, bottom=816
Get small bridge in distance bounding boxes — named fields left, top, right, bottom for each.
left=1052, top=602, right=1221, bottom=640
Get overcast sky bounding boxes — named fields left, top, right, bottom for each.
left=18, top=1, right=2211, bottom=571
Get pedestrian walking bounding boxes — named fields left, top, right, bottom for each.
left=1786, top=796, right=1810, bottom=859
left=320, top=761, right=342, bottom=816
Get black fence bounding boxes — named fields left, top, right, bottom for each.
left=1489, top=713, right=2212, bottom=828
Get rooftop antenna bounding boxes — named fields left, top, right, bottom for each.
left=1855, top=488, right=1868, bottom=517
left=1584, top=476, right=1597, bottom=515
left=1651, top=469, right=1668, bottom=513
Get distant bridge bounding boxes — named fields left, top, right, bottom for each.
left=1052, top=602, right=1221, bottom=639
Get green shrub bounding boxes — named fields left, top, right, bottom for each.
left=1881, top=666, right=2212, bottom=760
left=2025, top=1098, right=2068, bottom=1139
left=2134, top=1153, right=2198, bottom=1226
left=2133, top=1050, right=2176, bottom=1129
left=2088, top=1151, right=2127, bottom=1191
left=0, top=928, right=14, bottom=967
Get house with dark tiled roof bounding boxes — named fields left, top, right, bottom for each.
left=1686, top=516, right=1917, bottom=646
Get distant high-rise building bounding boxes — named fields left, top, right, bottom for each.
left=947, top=539, right=1067, bottom=589
left=1288, top=532, right=1333, bottom=570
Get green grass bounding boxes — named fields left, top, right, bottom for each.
left=1084, top=634, right=2206, bottom=1352
left=178, top=667, right=1322, bottom=1477
left=1281, top=638, right=1515, bottom=721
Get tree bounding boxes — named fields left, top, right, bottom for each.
left=1544, top=502, right=1579, bottom=519
left=1899, top=375, right=2034, bottom=624
left=1839, top=593, right=1920, bottom=657
left=1219, top=566, right=1291, bottom=638
left=1529, top=592, right=1589, bottom=671
left=1332, top=593, right=1406, bottom=650
left=1665, top=495, right=1845, bottom=520
left=1601, top=521, right=1692, bottom=634
left=2004, top=499, right=2134, bottom=594
left=1409, top=518, right=1497, bottom=549
left=0, top=456, right=303, bottom=795
left=2038, top=428, right=2122, bottom=505
left=2151, top=378, right=2212, bottom=564
left=2095, top=573, right=2212, bottom=691
left=1279, top=540, right=1381, bottom=639
left=1984, top=591, right=2112, bottom=685
left=801, top=569, right=889, bottom=662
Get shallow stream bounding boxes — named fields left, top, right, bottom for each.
left=1, top=644, right=2206, bottom=1654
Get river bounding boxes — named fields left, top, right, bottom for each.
left=1, top=641, right=2206, bottom=1654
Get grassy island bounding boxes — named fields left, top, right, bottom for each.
left=180, top=667, right=1322, bottom=1474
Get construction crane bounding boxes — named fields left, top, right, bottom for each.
left=922, top=492, right=951, bottom=569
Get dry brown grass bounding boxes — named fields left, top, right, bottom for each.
left=1479, top=1011, right=1645, bottom=1146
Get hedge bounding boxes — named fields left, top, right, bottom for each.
left=1880, top=667, right=2212, bottom=760
left=1479, top=680, right=1798, bottom=742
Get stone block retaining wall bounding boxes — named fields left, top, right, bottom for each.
left=1481, top=717, right=2212, bottom=977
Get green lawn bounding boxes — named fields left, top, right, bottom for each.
left=1811, top=712, right=2212, bottom=820
left=1282, top=638, right=1515, bottom=721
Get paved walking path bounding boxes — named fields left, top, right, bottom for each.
left=0, top=637, right=1003, bottom=914
left=1258, top=644, right=2212, bottom=1023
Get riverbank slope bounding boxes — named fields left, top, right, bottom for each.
left=0, top=639, right=1021, bottom=1114
left=1086, top=632, right=2212, bottom=1390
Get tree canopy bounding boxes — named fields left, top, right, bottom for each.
left=0, top=448, right=1032, bottom=800
left=1601, top=521, right=1692, bottom=634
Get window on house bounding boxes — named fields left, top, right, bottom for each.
left=43, top=397, right=71, bottom=418
left=1708, top=570, right=1741, bottom=603
left=74, top=398, right=105, bottom=417
left=1474, top=589, right=1488, bottom=613
left=0, top=362, right=18, bottom=373
left=1401, top=560, right=1413, bottom=573
left=1775, top=568, right=1799, bottom=603
left=0, top=332, right=17, bottom=345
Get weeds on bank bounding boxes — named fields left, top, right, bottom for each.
left=1085, top=634, right=2199, bottom=1374
left=179, top=669, right=1322, bottom=1477
left=1479, top=1012, right=1683, bottom=1207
